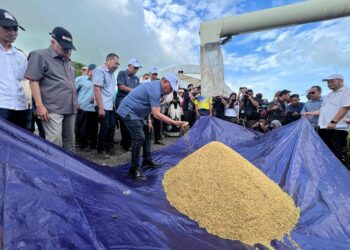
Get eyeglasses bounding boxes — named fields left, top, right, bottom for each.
left=309, top=92, right=316, bottom=95
left=2, top=26, right=18, bottom=32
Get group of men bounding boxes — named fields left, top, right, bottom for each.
left=1, top=8, right=349, bottom=181
left=0, top=9, right=185, bottom=181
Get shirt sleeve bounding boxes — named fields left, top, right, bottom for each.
left=342, top=89, right=350, bottom=107
left=117, top=71, right=126, bottom=86
left=93, top=69, right=104, bottom=87
left=24, top=51, right=46, bottom=81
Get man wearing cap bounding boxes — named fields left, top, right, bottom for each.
left=0, top=9, right=30, bottom=129
left=81, top=66, right=88, bottom=76
left=117, top=73, right=186, bottom=181
left=305, top=74, right=350, bottom=166
left=147, top=66, right=164, bottom=144
left=75, top=64, right=98, bottom=151
left=116, top=58, right=142, bottom=151
left=94, top=53, right=120, bottom=156
left=25, top=27, right=77, bottom=150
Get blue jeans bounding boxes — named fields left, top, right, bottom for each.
left=97, top=110, right=115, bottom=152
left=122, top=118, right=152, bottom=168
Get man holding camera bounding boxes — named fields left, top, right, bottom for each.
left=239, top=88, right=259, bottom=128
left=267, top=89, right=290, bottom=125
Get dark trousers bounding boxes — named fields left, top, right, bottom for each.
left=31, top=113, right=45, bottom=138
left=153, top=117, right=163, bottom=142
left=119, top=117, right=132, bottom=150
left=225, top=116, right=238, bottom=124
left=77, top=110, right=98, bottom=149
left=319, top=129, right=348, bottom=164
left=183, top=110, right=195, bottom=127
left=198, top=109, right=210, bottom=116
left=0, top=108, right=31, bottom=130
left=97, top=110, right=115, bottom=152
left=122, top=118, right=152, bottom=168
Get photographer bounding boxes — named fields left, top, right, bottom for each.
left=239, top=89, right=259, bottom=128
left=267, top=89, right=290, bottom=125
left=212, top=95, right=226, bottom=120
left=257, top=99, right=269, bottom=119
left=221, top=93, right=239, bottom=123
left=252, top=119, right=269, bottom=133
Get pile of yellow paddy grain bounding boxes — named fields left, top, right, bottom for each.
left=163, top=141, right=300, bottom=248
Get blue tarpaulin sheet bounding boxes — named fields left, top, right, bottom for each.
left=0, top=116, right=350, bottom=249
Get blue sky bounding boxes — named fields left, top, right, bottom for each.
left=3, top=0, right=350, bottom=100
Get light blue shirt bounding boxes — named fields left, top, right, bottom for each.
left=75, top=76, right=95, bottom=112
left=301, top=98, right=323, bottom=128
left=93, top=64, right=116, bottom=111
left=117, top=80, right=162, bottom=120
left=0, top=44, right=27, bottom=110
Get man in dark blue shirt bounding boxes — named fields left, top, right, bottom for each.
left=116, top=58, right=141, bottom=151
left=286, top=94, right=304, bottom=123
left=117, top=73, right=186, bottom=181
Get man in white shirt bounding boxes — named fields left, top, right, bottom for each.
left=0, top=9, right=29, bottom=129
left=317, top=74, right=350, bottom=166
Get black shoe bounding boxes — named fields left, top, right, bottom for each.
left=155, top=140, right=165, bottom=145
left=142, top=159, right=160, bottom=168
left=128, top=168, right=147, bottom=181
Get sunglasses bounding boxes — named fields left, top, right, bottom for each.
left=134, top=67, right=140, bottom=70
left=151, top=73, right=158, bottom=76
left=309, top=92, right=315, bottom=95
left=2, top=26, right=18, bottom=32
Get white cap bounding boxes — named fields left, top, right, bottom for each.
left=149, top=66, right=159, bottom=74
left=163, top=73, right=178, bottom=91
left=271, top=120, right=282, bottom=128
left=322, top=74, right=344, bottom=81
left=128, top=58, right=142, bottom=68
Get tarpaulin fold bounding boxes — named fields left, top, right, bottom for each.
left=0, top=116, right=349, bottom=250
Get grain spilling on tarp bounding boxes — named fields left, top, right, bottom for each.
left=163, top=141, right=300, bottom=248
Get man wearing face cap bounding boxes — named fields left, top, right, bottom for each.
left=25, top=27, right=77, bottom=150
left=117, top=73, right=187, bottom=181
left=0, top=9, right=29, bottom=129
left=116, top=58, right=142, bottom=151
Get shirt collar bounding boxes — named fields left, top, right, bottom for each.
left=0, top=43, right=15, bottom=54
left=333, top=86, right=345, bottom=93
left=102, top=64, right=110, bottom=72
left=48, top=46, right=70, bottom=61
left=159, top=81, right=165, bottom=95
left=127, top=69, right=135, bottom=76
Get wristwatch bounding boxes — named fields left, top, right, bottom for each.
left=330, top=120, right=338, bottom=124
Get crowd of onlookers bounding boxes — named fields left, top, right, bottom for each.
left=165, top=77, right=350, bottom=168
left=1, top=8, right=349, bottom=170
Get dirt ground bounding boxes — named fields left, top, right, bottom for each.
left=75, top=128, right=179, bottom=167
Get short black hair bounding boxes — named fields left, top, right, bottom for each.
left=290, top=94, right=299, bottom=99
left=188, top=84, right=194, bottom=89
left=106, top=53, right=119, bottom=61
left=311, top=85, right=322, bottom=92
